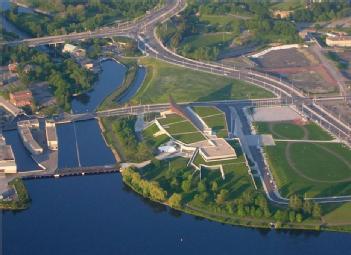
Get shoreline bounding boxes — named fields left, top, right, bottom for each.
left=120, top=170, right=351, bottom=234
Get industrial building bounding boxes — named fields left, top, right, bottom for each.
left=45, top=120, right=58, bottom=150
left=326, top=36, right=351, bottom=47
left=0, top=135, right=17, bottom=174
left=17, top=119, right=43, bottom=155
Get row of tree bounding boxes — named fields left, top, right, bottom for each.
left=5, top=0, right=160, bottom=37
left=122, top=167, right=168, bottom=202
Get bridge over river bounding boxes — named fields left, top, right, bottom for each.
left=18, top=165, right=119, bottom=180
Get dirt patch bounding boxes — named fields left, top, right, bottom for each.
left=253, top=48, right=312, bottom=69
left=320, top=101, right=351, bottom=126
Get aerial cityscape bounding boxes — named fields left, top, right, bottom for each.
left=0, top=0, right=351, bottom=254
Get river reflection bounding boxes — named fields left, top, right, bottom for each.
left=3, top=174, right=350, bottom=255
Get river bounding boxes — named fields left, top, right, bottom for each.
left=1, top=2, right=351, bottom=254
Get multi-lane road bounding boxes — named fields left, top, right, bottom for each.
left=4, top=0, right=351, bottom=204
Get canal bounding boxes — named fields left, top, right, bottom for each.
left=1, top=1, right=351, bottom=254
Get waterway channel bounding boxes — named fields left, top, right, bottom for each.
left=1, top=1, right=351, bottom=254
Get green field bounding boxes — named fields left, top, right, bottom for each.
left=270, top=0, right=305, bottom=11
left=322, top=203, right=351, bottom=225
left=193, top=106, right=228, bottom=138
left=157, top=114, right=206, bottom=144
left=180, top=32, right=235, bottom=49
left=255, top=121, right=334, bottom=140
left=199, top=15, right=240, bottom=27
left=131, top=58, right=274, bottom=104
left=143, top=123, right=170, bottom=152
left=266, top=142, right=351, bottom=198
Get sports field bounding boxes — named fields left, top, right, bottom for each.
left=193, top=106, right=228, bottom=138
left=157, top=114, right=206, bottom=144
left=255, top=121, right=334, bottom=141
left=266, top=142, right=351, bottom=198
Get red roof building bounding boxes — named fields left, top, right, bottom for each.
left=9, top=90, right=33, bottom=107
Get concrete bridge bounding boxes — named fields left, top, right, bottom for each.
left=19, top=165, right=118, bottom=180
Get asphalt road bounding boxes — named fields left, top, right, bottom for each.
left=5, top=0, right=351, bottom=204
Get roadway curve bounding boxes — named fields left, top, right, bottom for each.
left=135, top=0, right=351, bottom=204
left=5, top=0, right=351, bottom=204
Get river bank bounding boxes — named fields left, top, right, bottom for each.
left=120, top=166, right=351, bottom=234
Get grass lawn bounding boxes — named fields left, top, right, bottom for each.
left=322, top=202, right=351, bottom=225
left=139, top=155, right=254, bottom=206
left=270, top=0, right=305, bottom=11
left=131, top=58, right=274, bottom=104
left=265, top=142, right=351, bottom=198
left=180, top=32, right=235, bottom=49
left=193, top=106, right=228, bottom=138
left=199, top=15, right=240, bottom=27
left=157, top=114, right=206, bottom=144
left=255, top=121, right=334, bottom=140
left=143, top=123, right=170, bottom=152
left=172, top=132, right=205, bottom=144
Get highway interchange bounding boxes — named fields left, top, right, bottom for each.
left=4, top=0, right=351, bottom=205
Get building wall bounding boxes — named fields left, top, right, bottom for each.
left=326, top=37, right=351, bottom=47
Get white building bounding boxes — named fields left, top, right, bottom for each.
left=45, top=120, right=58, bottom=150
left=62, top=43, right=78, bottom=53
left=0, top=145, right=17, bottom=174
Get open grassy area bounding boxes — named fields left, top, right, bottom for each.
left=255, top=121, right=334, bottom=140
left=142, top=123, right=170, bottom=152
left=157, top=114, right=206, bottom=144
left=270, top=0, right=305, bottom=11
left=200, top=15, right=239, bottom=27
left=265, top=142, right=351, bottom=198
left=180, top=32, right=235, bottom=49
left=193, top=106, right=228, bottom=138
left=131, top=58, right=274, bottom=104
left=322, top=202, right=351, bottom=225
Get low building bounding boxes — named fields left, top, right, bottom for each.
left=17, top=119, right=43, bottom=155
left=0, top=145, right=17, bottom=174
left=199, top=138, right=237, bottom=162
left=8, top=63, right=18, bottom=73
left=62, top=43, right=78, bottom=53
left=273, top=10, right=293, bottom=19
left=9, top=90, right=33, bottom=107
left=326, top=36, right=351, bottom=47
left=45, top=120, right=58, bottom=150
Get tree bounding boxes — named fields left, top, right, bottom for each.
left=197, top=181, right=207, bottom=193
left=312, top=203, right=322, bottom=219
left=211, top=181, right=218, bottom=193
left=215, top=189, right=229, bottom=205
left=303, top=199, right=313, bottom=215
left=181, top=180, right=191, bottom=193
left=289, top=210, right=296, bottom=223
left=296, top=213, right=303, bottom=223
left=289, top=195, right=303, bottom=211
left=168, top=193, right=182, bottom=208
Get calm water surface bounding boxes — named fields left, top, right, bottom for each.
left=1, top=1, right=351, bottom=254
left=71, top=60, right=126, bottom=114
left=3, top=174, right=351, bottom=255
